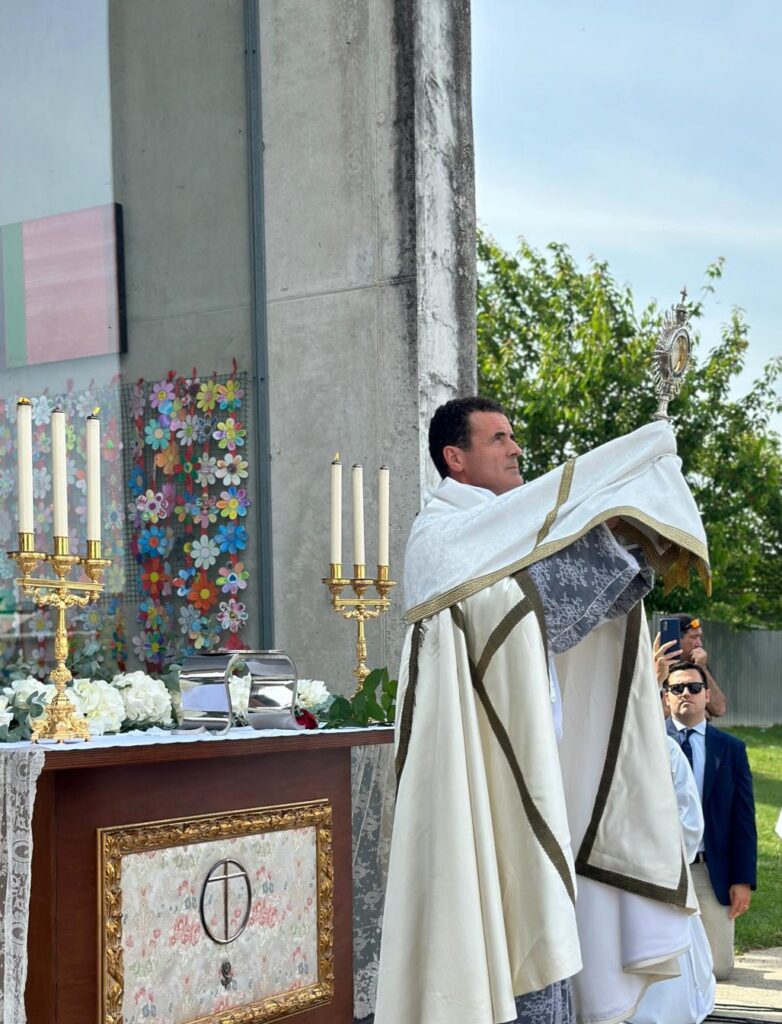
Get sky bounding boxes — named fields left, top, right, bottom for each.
left=472, top=1, right=782, bottom=422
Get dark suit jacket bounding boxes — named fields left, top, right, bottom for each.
left=667, top=719, right=757, bottom=905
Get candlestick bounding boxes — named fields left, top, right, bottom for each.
left=86, top=412, right=101, bottom=542
left=330, top=454, right=342, bottom=566
left=16, top=398, right=34, bottom=535
left=50, top=410, right=69, bottom=541
left=378, top=465, right=390, bottom=567
left=352, top=464, right=365, bottom=567
left=321, top=566, right=397, bottom=691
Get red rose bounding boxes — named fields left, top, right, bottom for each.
left=295, top=707, right=319, bottom=730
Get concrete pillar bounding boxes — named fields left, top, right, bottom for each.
left=260, top=0, right=475, bottom=688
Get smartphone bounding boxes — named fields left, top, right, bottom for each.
left=659, top=616, right=682, bottom=651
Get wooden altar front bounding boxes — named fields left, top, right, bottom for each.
left=25, top=728, right=393, bottom=1024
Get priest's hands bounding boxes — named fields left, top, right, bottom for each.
left=728, top=883, right=752, bottom=919
left=653, top=633, right=683, bottom=685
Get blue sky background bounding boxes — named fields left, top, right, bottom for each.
left=472, top=1, right=782, bottom=425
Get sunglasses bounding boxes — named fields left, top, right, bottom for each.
left=667, top=682, right=705, bottom=696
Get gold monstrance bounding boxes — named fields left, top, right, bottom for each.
left=653, top=288, right=692, bottom=420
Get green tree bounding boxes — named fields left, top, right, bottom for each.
left=477, top=229, right=782, bottom=628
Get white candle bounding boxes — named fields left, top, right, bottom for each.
left=86, top=412, right=101, bottom=542
left=352, top=464, right=365, bottom=566
left=330, top=454, right=342, bottom=566
left=51, top=410, right=69, bottom=539
left=378, top=465, right=390, bottom=566
left=16, top=399, right=34, bottom=534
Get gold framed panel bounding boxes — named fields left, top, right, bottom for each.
left=98, top=799, right=334, bottom=1024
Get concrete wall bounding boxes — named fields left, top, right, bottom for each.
left=109, top=0, right=265, bottom=649
left=107, top=0, right=476, bottom=686
left=260, top=0, right=475, bottom=688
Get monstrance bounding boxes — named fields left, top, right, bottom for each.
left=653, top=288, right=692, bottom=420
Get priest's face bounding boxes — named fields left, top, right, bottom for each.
left=445, top=411, right=523, bottom=495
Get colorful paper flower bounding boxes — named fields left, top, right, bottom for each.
left=179, top=604, right=201, bottom=634
left=150, top=380, right=175, bottom=414
left=192, top=495, right=218, bottom=529
left=188, top=535, right=221, bottom=570
left=196, top=379, right=218, bottom=413
left=216, top=561, right=249, bottom=595
left=188, top=571, right=217, bottom=612
left=216, top=486, right=249, bottom=520
left=195, top=454, right=218, bottom=487
left=175, top=414, right=201, bottom=446
left=33, top=427, right=51, bottom=454
left=212, top=417, right=245, bottom=451
left=154, top=443, right=181, bottom=476
left=32, top=466, right=52, bottom=500
left=173, top=566, right=196, bottom=597
left=192, top=615, right=222, bottom=651
left=138, top=525, right=173, bottom=558
left=141, top=558, right=172, bottom=598
left=215, top=453, right=248, bottom=486
left=136, top=489, right=170, bottom=524
left=217, top=598, right=249, bottom=632
left=216, top=522, right=247, bottom=554
left=216, top=380, right=244, bottom=411
left=129, top=467, right=148, bottom=497
left=30, top=395, right=53, bottom=426
left=144, top=418, right=170, bottom=451
left=130, top=385, right=146, bottom=419
left=174, top=496, right=197, bottom=523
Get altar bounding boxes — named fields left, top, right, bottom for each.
left=3, top=725, right=393, bottom=1024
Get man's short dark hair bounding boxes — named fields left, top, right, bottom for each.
left=428, top=396, right=508, bottom=479
left=667, top=661, right=708, bottom=688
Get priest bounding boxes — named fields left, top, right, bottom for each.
left=374, top=396, right=710, bottom=1024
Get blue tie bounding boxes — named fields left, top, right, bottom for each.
left=680, top=728, right=695, bottom=770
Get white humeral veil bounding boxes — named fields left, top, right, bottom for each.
left=375, top=422, right=709, bottom=1024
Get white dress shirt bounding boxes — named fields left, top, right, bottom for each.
left=671, top=716, right=707, bottom=852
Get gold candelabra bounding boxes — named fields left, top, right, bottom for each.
left=7, top=532, right=111, bottom=742
left=322, top=563, right=396, bottom=691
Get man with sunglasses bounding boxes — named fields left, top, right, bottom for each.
left=665, top=662, right=757, bottom=980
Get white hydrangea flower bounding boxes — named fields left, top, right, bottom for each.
left=112, top=671, right=173, bottom=727
left=70, top=678, right=125, bottom=736
left=296, top=679, right=332, bottom=711
left=4, top=676, right=57, bottom=708
left=0, top=695, right=13, bottom=729
left=228, top=674, right=251, bottom=717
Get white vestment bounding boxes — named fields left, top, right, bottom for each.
left=375, top=423, right=710, bottom=1024
left=627, top=740, right=716, bottom=1024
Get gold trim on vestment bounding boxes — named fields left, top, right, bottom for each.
left=455, top=603, right=576, bottom=906
left=404, top=506, right=710, bottom=623
left=535, top=458, right=576, bottom=546
left=574, top=603, right=691, bottom=908
left=98, top=800, right=334, bottom=1024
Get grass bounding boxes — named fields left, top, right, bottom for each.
left=724, top=725, right=782, bottom=953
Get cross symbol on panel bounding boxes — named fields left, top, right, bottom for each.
left=199, top=858, right=252, bottom=945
